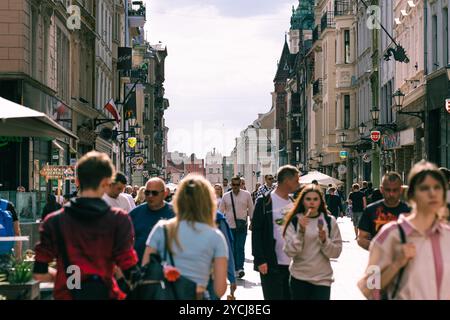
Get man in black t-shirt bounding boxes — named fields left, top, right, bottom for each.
left=357, top=172, right=410, bottom=250
left=348, top=184, right=366, bottom=239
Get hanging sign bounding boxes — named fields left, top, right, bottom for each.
left=370, top=130, right=381, bottom=143
left=446, top=99, right=450, bottom=114
left=362, top=153, right=371, bottom=163
left=339, top=151, right=348, bottom=159
left=127, top=137, right=137, bottom=148
left=40, top=165, right=75, bottom=180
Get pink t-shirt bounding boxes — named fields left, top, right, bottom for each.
left=368, top=215, right=450, bottom=300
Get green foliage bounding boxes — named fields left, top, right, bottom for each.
left=6, top=261, right=33, bottom=284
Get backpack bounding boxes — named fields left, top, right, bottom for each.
left=291, top=212, right=332, bottom=237
left=0, top=199, right=15, bottom=255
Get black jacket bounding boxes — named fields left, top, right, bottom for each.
left=251, top=192, right=279, bottom=272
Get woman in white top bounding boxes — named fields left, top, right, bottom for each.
left=282, top=184, right=342, bottom=300
left=142, top=174, right=228, bottom=299
left=214, top=184, right=223, bottom=208
left=358, top=161, right=450, bottom=300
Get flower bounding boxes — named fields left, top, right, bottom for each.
left=163, top=265, right=181, bottom=282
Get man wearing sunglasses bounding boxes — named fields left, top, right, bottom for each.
left=219, top=176, right=254, bottom=279
left=129, top=177, right=174, bottom=263
left=256, top=174, right=275, bottom=199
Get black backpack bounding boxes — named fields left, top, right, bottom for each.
left=291, top=212, right=332, bottom=237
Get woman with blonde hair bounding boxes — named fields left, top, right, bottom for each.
left=282, top=184, right=342, bottom=300
left=214, top=184, right=223, bottom=207
left=134, top=186, right=146, bottom=205
left=141, top=174, right=228, bottom=299
left=358, top=161, right=450, bottom=300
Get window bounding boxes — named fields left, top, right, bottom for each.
left=344, top=30, right=350, bottom=63
left=30, top=6, right=38, bottom=79
left=432, top=15, right=438, bottom=69
left=57, top=27, right=70, bottom=102
left=344, top=95, right=350, bottom=129
left=209, top=168, right=213, bottom=174
left=444, top=8, right=448, bottom=65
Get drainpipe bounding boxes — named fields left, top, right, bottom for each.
left=125, top=0, right=129, bottom=47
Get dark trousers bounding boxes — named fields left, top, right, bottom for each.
left=231, top=229, right=247, bottom=271
left=260, top=265, right=291, bottom=300
left=289, top=276, right=331, bottom=300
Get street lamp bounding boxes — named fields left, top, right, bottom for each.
left=133, top=124, right=142, bottom=135
left=317, top=153, right=324, bottom=163
left=392, top=88, right=425, bottom=121
left=358, top=122, right=367, bottom=136
left=370, top=106, right=397, bottom=130
left=127, top=115, right=137, bottom=127
left=339, top=132, right=347, bottom=144
left=393, top=89, right=405, bottom=111
left=370, top=106, right=380, bottom=126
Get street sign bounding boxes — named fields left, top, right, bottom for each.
left=127, top=137, right=137, bottom=148
left=339, top=151, right=348, bottom=159
left=40, top=165, right=75, bottom=180
left=370, top=130, right=381, bottom=143
left=338, top=164, right=347, bottom=174
left=131, top=156, right=144, bottom=165
left=362, top=153, right=371, bottom=163
left=446, top=99, right=450, bottom=114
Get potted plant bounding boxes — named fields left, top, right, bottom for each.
left=0, top=256, right=40, bottom=300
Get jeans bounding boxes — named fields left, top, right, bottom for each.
left=289, top=276, right=331, bottom=300
left=231, top=229, right=247, bottom=271
left=260, top=265, right=291, bottom=300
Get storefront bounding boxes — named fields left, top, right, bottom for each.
left=381, top=128, right=417, bottom=182
left=426, top=70, right=450, bottom=168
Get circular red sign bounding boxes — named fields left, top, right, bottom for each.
left=370, top=131, right=381, bottom=143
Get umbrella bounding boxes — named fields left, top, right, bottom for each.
left=299, top=171, right=343, bottom=187
left=0, top=97, right=77, bottom=140
left=166, top=183, right=177, bottom=193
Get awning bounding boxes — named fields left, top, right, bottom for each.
left=300, top=171, right=344, bottom=186
left=0, top=96, right=78, bottom=140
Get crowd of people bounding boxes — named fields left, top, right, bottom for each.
left=0, top=150, right=449, bottom=300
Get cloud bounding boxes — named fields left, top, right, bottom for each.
left=150, top=0, right=296, bottom=18
left=146, top=1, right=295, bottom=157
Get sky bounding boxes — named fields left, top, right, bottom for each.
left=145, top=0, right=297, bottom=159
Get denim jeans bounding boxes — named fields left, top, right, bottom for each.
left=231, top=228, right=247, bottom=271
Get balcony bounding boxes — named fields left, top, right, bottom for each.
left=334, top=0, right=353, bottom=16
left=313, top=79, right=323, bottom=97
left=320, top=11, right=335, bottom=32
left=128, top=1, right=146, bottom=28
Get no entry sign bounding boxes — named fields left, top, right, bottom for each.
left=370, top=131, right=381, bottom=143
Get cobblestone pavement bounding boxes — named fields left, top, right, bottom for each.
left=223, top=216, right=369, bottom=300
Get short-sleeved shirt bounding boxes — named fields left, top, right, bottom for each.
left=146, top=220, right=228, bottom=287
left=103, top=193, right=133, bottom=212
left=369, top=215, right=450, bottom=299
left=129, top=202, right=174, bottom=262
left=349, top=191, right=365, bottom=212
left=358, top=200, right=411, bottom=238
left=271, top=192, right=293, bottom=266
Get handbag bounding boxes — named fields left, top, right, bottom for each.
left=230, top=193, right=248, bottom=232
left=381, top=223, right=407, bottom=300
left=127, top=225, right=197, bottom=300
left=358, top=223, right=407, bottom=300
left=53, top=212, right=110, bottom=300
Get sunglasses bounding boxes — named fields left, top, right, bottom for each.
left=145, top=189, right=164, bottom=197
left=231, top=183, right=240, bottom=187
left=267, top=177, right=274, bottom=180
